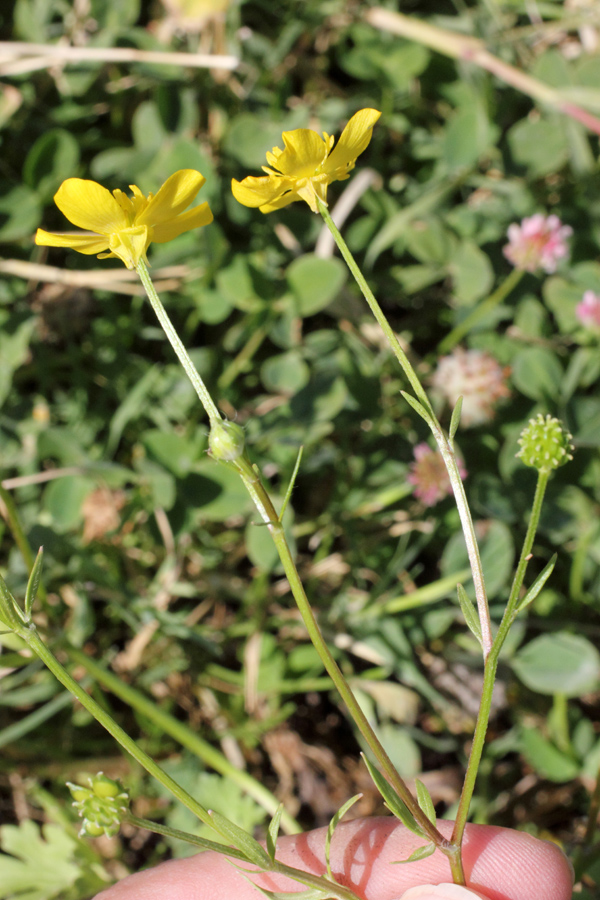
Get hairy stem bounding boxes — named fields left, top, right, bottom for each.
left=232, top=456, right=448, bottom=851
left=319, top=199, right=492, bottom=658
left=452, top=468, right=550, bottom=846
left=136, top=258, right=221, bottom=424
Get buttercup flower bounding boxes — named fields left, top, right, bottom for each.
left=431, top=348, right=510, bottom=428
left=502, top=213, right=572, bottom=274
left=231, top=108, right=381, bottom=213
left=35, top=169, right=213, bottom=269
left=408, top=443, right=467, bottom=507
left=576, top=290, right=600, bottom=332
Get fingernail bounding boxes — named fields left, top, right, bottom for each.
left=397, top=884, right=490, bottom=900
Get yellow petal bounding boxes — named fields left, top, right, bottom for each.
left=259, top=190, right=300, bottom=213
left=34, top=229, right=110, bottom=255
left=275, top=129, right=328, bottom=177
left=152, top=201, right=214, bottom=242
left=324, top=108, right=381, bottom=173
left=54, top=179, right=130, bottom=233
left=231, top=174, right=286, bottom=209
left=138, top=170, right=206, bottom=226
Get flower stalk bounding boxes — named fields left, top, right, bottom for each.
left=452, top=465, right=551, bottom=847
left=136, top=258, right=221, bottom=424
left=317, top=197, right=492, bottom=659
left=131, top=261, right=452, bottom=854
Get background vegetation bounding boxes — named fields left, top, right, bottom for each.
left=1, top=0, right=600, bottom=896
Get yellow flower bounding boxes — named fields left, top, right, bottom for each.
left=231, top=108, right=381, bottom=214
left=35, top=169, right=213, bottom=269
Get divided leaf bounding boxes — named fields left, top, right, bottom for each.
left=266, top=804, right=284, bottom=862
left=400, top=391, right=435, bottom=429
left=415, top=779, right=436, bottom=826
left=208, top=810, right=270, bottom=867
left=457, top=583, right=483, bottom=646
left=449, top=396, right=463, bottom=444
left=362, top=755, right=423, bottom=836
left=393, top=842, right=436, bottom=865
left=325, top=794, right=362, bottom=879
left=513, top=555, right=557, bottom=618
left=25, top=546, right=44, bottom=619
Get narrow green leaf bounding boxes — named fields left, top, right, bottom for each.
left=457, top=583, right=482, bottom=646
left=415, top=779, right=436, bottom=826
left=279, top=446, right=303, bottom=523
left=514, top=554, right=557, bottom=616
left=449, top=396, right=463, bottom=444
left=325, top=794, right=362, bottom=879
left=362, top=755, right=423, bottom=836
left=400, top=391, right=435, bottom=428
left=129, top=816, right=253, bottom=863
left=266, top=803, right=284, bottom=862
left=243, top=884, right=329, bottom=900
left=208, top=810, right=270, bottom=867
left=24, top=547, right=44, bottom=619
left=0, top=572, right=26, bottom=631
left=393, top=842, right=436, bottom=864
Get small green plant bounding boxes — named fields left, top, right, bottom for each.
left=0, top=107, right=585, bottom=895
left=2, top=2, right=600, bottom=897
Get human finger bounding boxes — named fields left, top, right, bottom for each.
left=92, top=816, right=573, bottom=900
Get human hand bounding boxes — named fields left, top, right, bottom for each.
left=92, top=816, right=573, bottom=900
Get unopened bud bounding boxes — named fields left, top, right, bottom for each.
left=516, top=414, right=574, bottom=473
left=208, top=420, right=246, bottom=462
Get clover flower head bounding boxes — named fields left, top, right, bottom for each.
left=431, top=348, right=510, bottom=428
left=67, top=773, right=129, bottom=838
left=576, top=290, right=600, bottom=332
left=231, top=108, right=381, bottom=213
left=35, top=169, right=213, bottom=269
left=408, top=443, right=467, bottom=507
left=503, top=213, right=572, bottom=274
left=517, top=414, right=574, bottom=473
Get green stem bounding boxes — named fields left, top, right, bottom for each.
left=136, top=258, right=221, bottom=424
left=450, top=647, right=500, bottom=848
left=502, top=469, right=550, bottom=626
left=552, top=693, right=570, bottom=756
left=438, top=268, right=524, bottom=354
left=583, top=763, right=600, bottom=847
left=21, top=626, right=221, bottom=834
left=232, top=456, right=450, bottom=857
left=433, top=426, right=492, bottom=657
left=319, top=200, right=492, bottom=658
left=451, top=468, right=550, bottom=847
left=67, top=645, right=301, bottom=835
left=317, top=199, right=433, bottom=415
left=0, top=485, right=47, bottom=604
left=126, top=814, right=363, bottom=900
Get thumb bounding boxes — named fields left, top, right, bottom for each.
left=399, top=885, right=490, bottom=900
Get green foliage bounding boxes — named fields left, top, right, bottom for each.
left=0, top=821, right=80, bottom=900
left=1, top=0, right=600, bottom=893
left=513, top=633, right=600, bottom=697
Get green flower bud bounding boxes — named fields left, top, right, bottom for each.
left=517, top=414, right=574, bottom=473
left=81, top=820, right=107, bottom=838
left=67, top=773, right=129, bottom=838
left=208, top=420, right=246, bottom=462
left=90, top=773, right=121, bottom=799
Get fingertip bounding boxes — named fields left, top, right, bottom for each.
left=398, top=887, right=489, bottom=900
